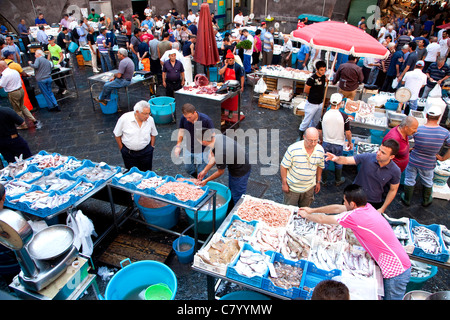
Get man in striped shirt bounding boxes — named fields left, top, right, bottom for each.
left=299, top=184, right=411, bottom=300
left=280, top=127, right=324, bottom=207
left=401, top=106, right=450, bottom=206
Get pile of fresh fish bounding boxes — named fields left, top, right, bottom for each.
left=281, top=230, right=311, bottom=260
left=9, top=190, right=71, bottom=210
left=197, top=238, right=240, bottom=266
left=28, top=154, right=69, bottom=169
left=340, top=245, right=375, bottom=279
left=155, top=181, right=205, bottom=202
left=356, top=142, right=379, bottom=154
left=309, top=243, right=342, bottom=271
left=289, top=216, right=316, bottom=238
left=269, top=261, right=304, bottom=289
left=224, top=219, right=255, bottom=242
left=136, top=176, right=165, bottom=189
left=410, top=261, right=433, bottom=278
left=0, top=155, right=28, bottom=181
left=118, top=172, right=144, bottom=184
left=316, top=224, right=345, bottom=243
left=59, top=158, right=83, bottom=172
left=442, top=227, right=450, bottom=250
left=392, top=224, right=411, bottom=246
left=66, top=181, right=95, bottom=197
left=4, top=181, right=32, bottom=197
left=17, top=170, right=42, bottom=182
left=233, top=249, right=270, bottom=278
left=176, top=177, right=199, bottom=183
left=236, top=198, right=292, bottom=228
left=72, top=164, right=116, bottom=181
left=412, top=226, right=442, bottom=255
left=33, top=173, right=74, bottom=192
left=253, top=226, right=284, bottom=252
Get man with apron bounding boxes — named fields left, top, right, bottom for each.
left=218, top=50, right=245, bottom=119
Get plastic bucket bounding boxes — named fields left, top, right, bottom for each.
left=172, top=235, right=195, bottom=264
left=384, top=100, right=399, bottom=111
left=406, top=264, right=438, bottom=292
left=99, top=91, right=118, bottom=114
left=148, top=96, right=175, bottom=124
left=144, top=283, right=173, bottom=300
left=104, top=259, right=177, bottom=300
left=134, top=194, right=179, bottom=230
left=370, top=129, right=388, bottom=145
left=81, top=48, right=91, bottom=61
left=220, top=290, right=271, bottom=300
left=68, top=41, right=79, bottom=53
left=185, top=181, right=231, bottom=234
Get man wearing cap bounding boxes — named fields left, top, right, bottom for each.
left=162, top=49, right=185, bottom=98
left=95, top=48, right=134, bottom=105
left=317, top=93, right=352, bottom=186
left=401, top=106, right=450, bottom=207
left=401, top=60, right=427, bottom=113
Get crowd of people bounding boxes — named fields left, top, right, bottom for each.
left=1, top=3, right=450, bottom=300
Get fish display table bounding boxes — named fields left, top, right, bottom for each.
left=193, top=195, right=384, bottom=300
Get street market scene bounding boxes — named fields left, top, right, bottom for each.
left=0, top=0, right=449, bottom=304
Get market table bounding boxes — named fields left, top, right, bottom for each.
left=175, top=87, right=243, bottom=131
left=22, top=66, right=79, bottom=104
left=88, top=70, right=156, bottom=112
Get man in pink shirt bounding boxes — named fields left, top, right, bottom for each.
left=299, top=184, right=411, bottom=300
left=382, top=116, right=418, bottom=172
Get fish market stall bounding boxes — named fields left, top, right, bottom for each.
left=192, top=195, right=385, bottom=300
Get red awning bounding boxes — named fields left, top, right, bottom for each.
left=291, top=21, right=389, bottom=59
left=193, top=3, right=220, bottom=66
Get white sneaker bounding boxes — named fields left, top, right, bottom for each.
left=61, top=89, right=68, bottom=95
left=93, top=69, right=100, bottom=73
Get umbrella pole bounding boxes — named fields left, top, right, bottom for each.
left=321, top=53, right=337, bottom=115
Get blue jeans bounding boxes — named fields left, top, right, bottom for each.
left=132, top=52, right=139, bottom=71
left=243, top=54, right=252, bottom=73
left=322, top=141, right=344, bottom=170
left=228, top=169, right=251, bottom=205
left=99, top=52, right=112, bottom=71
left=407, top=99, right=418, bottom=111
left=183, top=149, right=209, bottom=177
left=299, top=101, right=323, bottom=131
left=383, top=267, right=411, bottom=300
left=404, top=163, right=434, bottom=188
left=37, top=78, right=58, bottom=109
left=99, top=78, right=131, bottom=100
left=296, top=60, right=306, bottom=70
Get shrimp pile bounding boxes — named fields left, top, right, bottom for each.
left=236, top=199, right=292, bottom=228
left=155, top=181, right=205, bottom=202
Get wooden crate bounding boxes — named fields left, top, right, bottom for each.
left=263, top=76, right=278, bottom=92
left=258, top=94, right=280, bottom=110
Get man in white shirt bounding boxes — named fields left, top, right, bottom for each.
left=401, top=60, right=427, bottom=112
left=234, top=10, right=244, bottom=27
left=438, top=30, right=449, bottom=60
left=424, top=37, right=440, bottom=72
left=241, top=29, right=253, bottom=73
left=187, top=9, right=196, bottom=24
left=113, top=100, right=158, bottom=171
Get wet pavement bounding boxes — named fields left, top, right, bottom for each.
left=0, top=57, right=449, bottom=300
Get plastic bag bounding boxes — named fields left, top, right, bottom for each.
left=428, top=83, right=442, bottom=98
left=66, top=210, right=97, bottom=256
left=254, top=77, right=267, bottom=93
left=391, top=78, right=398, bottom=89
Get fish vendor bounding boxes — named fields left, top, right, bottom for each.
left=197, top=129, right=251, bottom=207
left=325, top=139, right=400, bottom=213
left=113, top=100, right=158, bottom=171
left=174, top=103, right=214, bottom=179
left=218, top=50, right=245, bottom=119
left=299, top=184, right=411, bottom=300
left=0, top=106, right=32, bottom=163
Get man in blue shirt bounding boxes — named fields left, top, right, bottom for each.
left=187, top=20, right=197, bottom=35
left=35, top=13, right=47, bottom=26
left=296, top=44, right=310, bottom=70
left=174, top=103, right=214, bottom=178
left=162, top=49, right=185, bottom=97
left=381, top=44, right=403, bottom=92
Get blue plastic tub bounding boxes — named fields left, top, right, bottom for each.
left=220, top=290, right=271, bottom=300
left=104, top=259, right=177, bottom=300
left=185, top=181, right=231, bottom=234
left=172, top=235, right=195, bottom=264
left=134, top=194, right=179, bottom=230
left=148, top=96, right=175, bottom=124
left=385, top=100, right=399, bottom=111
left=68, top=41, right=79, bottom=53
left=100, top=91, right=119, bottom=114
left=80, top=47, right=91, bottom=61
left=406, top=264, right=438, bottom=292
left=370, top=129, right=388, bottom=145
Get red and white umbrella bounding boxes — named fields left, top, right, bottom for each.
left=291, top=21, right=389, bottom=59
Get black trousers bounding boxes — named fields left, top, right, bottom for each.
left=165, top=79, right=182, bottom=98
left=0, top=135, right=32, bottom=163
left=120, top=144, right=154, bottom=172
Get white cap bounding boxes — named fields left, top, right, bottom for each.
left=167, top=49, right=178, bottom=56
left=100, top=13, right=105, bottom=17
left=427, top=106, right=442, bottom=116
left=330, top=93, right=343, bottom=105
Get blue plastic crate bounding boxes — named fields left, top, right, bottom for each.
left=384, top=99, right=399, bottom=111
left=409, top=219, right=450, bottom=263
left=111, top=167, right=147, bottom=191
left=153, top=175, right=209, bottom=207
left=261, top=252, right=308, bottom=299
left=14, top=165, right=46, bottom=184
left=226, top=243, right=273, bottom=289
left=222, top=214, right=258, bottom=241
left=301, top=261, right=342, bottom=300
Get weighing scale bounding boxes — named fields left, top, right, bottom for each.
left=394, top=87, right=411, bottom=113
left=0, top=209, right=97, bottom=299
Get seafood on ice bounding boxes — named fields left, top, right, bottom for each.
left=236, top=197, right=293, bottom=228
left=233, top=249, right=270, bottom=278
left=4, top=180, right=32, bottom=197
left=10, top=190, right=72, bottom=210
left=308, top=242, right=342, bottom=271
left=0, top=155, right=28, bottom=180
left=281, top=230, right=311, bottom=260
left=289, top=215, right=316, bottom=238
left=176, top=177, right=199, bottom=183
left=410, top=261, right=433, bottom=278
left=66, top=181, right=95, bottom=197
left=117, top=172, right=144, bottom=184
left=136, top=176, right=165, bottom=189
left=197, top=238, right=240, bottom=266
left=72, top=164, right=116, bottom=181
left=224, top=218, right=256, bottom=242
left=316, top=223, right=345, bottom=243
left=412, top=226, right=442, bottom=255
left=28, top=153, right=69, bottom=169
left=252, top=226, right=285, bottom=253
left=155, top=181, right=205, bottom=202
left=340, top=244, right=375, bottom=279
left=268, top=261, right=304, bottom=290
left=17, top=170, right=42, bottom=182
